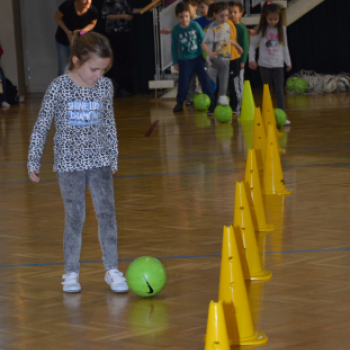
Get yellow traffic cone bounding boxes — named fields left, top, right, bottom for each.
left=244, top=149, right=275, bottom=232
left=238, top=81, right=255, bottom=122
left=233, top=182, right=272, bottom=281
left=204, top=301, right=230, bottom=350
left=219, top=225, right=268, bottom=346
left=262, top=84, right=284, bottom=143
left=262, top=125, right=293, bottom=195
left=252, top=107, right=266, bottom=171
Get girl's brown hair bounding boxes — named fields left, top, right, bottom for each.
left=68, top=31, right=113, bottom=71
left=257, top=2, right=284, bottom=44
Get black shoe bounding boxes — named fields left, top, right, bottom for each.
left=173, top=103, right=183, bottom=113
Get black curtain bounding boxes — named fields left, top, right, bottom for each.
left=93, top=0, right=155, bottom=94
left=245, top=0, right=350, bottom=87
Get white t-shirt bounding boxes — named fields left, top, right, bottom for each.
left=249, top=26, right=291, bottom=68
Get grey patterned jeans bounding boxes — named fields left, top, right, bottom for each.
left=57, top=166, right=118, bottom=274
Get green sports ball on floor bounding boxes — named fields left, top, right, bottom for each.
left=286, top=77, right=297, bottom=92
left=214, top=105, right=232, bottom=123
left=194, top=93, right=211, bottom=111
left=295, top=78, right=308, bottom=93
left=126, top=256, right=167, bottom=297
left=274, top=108, right=287, bottom=127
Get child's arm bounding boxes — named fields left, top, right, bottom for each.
left=241, top=26, right=249, bottom=69
left=28, top=82, right=57, bottom=183
left=201, top=26, right=216, bottom=60
left=282, top=26, right=292, bottom=71
left=160, top=29, right=172, bottom=34
left=171, top=28, right=179, bottom=70
left=201, top=42, right=217, bottom=60
left=105, top=80, right=118, bottom=173
left=248, top=31, right=261, bottom=70
left=230, top=40, right=243, bottom=54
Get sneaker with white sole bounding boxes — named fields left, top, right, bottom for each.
left=105, top=269, right=129, bottom=293
left=284, top=119, right=291, bottom=126
left=218, top=95, right=229, bottom=105
left=62, top=272, right=81, bottom=293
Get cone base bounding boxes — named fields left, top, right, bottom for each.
left=238, top=117, right=254, bottom=122
left=255, top=223, right=275, bottom=232
left=230, top=331, right=268, bottom=346
left=263, top=189, right=294, bottom=196
left=244, top=269, right=272, bottom=282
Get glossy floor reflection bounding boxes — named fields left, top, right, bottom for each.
left=0, top=91, right=350, bottom=349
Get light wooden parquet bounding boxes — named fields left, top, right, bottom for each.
left=0, top=90, right=350, bottom=349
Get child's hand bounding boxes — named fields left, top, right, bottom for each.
left=249, top=61, right=257, bottom=70
left=112, top=170, right=116, bottom=175
left=160, top=29, right=172, bottom=34
left=248, top=29, right=256, bottom=36
left=286, top=65, right=292, bottom=72
left=208, top=51, right=217, bottom=60
left=29, top=171, right=40, bottom=183
left=241, top=62, right=245, bottom=69
left=236, top=45, right=243, bottom=54
left=173, top=64, right=179, bottom=71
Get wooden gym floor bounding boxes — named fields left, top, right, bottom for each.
left=0, top=90, right=350, bottom=349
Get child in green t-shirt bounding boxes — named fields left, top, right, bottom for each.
left=171, top=2, right=214, bottom=113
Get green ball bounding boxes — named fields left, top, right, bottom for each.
left=214, top=105, right=232, bottom=123
left=126, top=256, right=167, bottom=297
left=274, top=108, right=287, bottom=127
left=194, top=93, right=211, bottom=111
left=295, top=78, right=308, bottom=93
left=286, top=77, right=297, bottom=92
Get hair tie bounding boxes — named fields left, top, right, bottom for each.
left=80, top=31, right=87, bottom=36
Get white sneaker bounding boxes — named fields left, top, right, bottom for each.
left=105, top=269, right=129, bottom=293
left=218, top=95, right=229, bottom=105
left=1, top=101, right=10, bottom=107
left=62, top=272, right=81, bottom=293
left=284, top=119, right=291, bottom=126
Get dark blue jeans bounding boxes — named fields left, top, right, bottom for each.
left=177, top=56, right=214, bottom=105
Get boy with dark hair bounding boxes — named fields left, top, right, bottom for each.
left=228, top=1, right=249, bottom=112
left=171, top=2, right=214, bottom=113
left=184, top=0, right=199, bottom=20
left=196, top=0, right=215, bottom=29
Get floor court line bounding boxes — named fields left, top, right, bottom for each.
left=1, top=162, right=350, bottom=185
left=0, top=247, right=349, bottom=269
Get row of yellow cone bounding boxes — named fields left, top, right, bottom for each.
left=204, top=82, right=293, bottom=349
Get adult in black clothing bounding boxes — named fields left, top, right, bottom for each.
left=102, top=0, right=141, bottom=96
left=55, top=0, right=98, bottom=76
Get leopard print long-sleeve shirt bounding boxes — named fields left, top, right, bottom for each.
left=28, top=75, right=118, bottom=174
